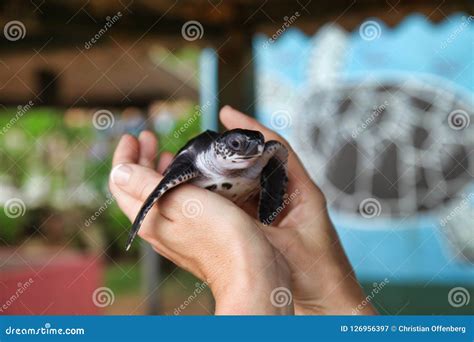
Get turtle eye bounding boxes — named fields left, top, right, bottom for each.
left=230, top=139, right=240, bottom=149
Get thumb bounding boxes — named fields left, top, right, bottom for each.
left=111, top=163, right=163, bottom=202
left=110, top=162, right=216, bottom=222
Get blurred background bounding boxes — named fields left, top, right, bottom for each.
left=0, top=0, right=472, bottom=315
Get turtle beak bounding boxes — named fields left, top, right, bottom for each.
left=245, top=140, right=263, bottom=157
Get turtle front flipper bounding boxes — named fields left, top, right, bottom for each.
left=125, top=154, right=200, bottom=251
left=258, top=141, right=289, bottom=225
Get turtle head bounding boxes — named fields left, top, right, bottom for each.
left=214, top=129, right=265, bottom=169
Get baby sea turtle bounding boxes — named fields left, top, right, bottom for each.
left=125, top=128, right=288, bottom=250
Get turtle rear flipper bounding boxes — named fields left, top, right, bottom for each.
left=126, top=154, right=200, bottom=251
left=258, top=141, right=289, bottom=225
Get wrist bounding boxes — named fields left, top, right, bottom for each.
left=214, top=277, right=292, bottom=315
left=293, top=247, right=378, bottom=315
left=294, top=278, right=378, bottom=315
left=211, top=247, right=293, bottom=315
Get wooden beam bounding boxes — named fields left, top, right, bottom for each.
left=216, top=28, right=256, bottom=117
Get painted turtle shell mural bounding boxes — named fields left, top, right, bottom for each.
left=253, top=15, right=474, bottom=282
left=293, top=78, right=473, bottom=218
left=293, top=78, right=473, bottom=264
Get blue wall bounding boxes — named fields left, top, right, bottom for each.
left=251, top=14, right=473, bottom=285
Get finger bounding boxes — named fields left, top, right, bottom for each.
left=110, top=185, right=153, bottom=223
left=136, top=213, right=174, bottom=250
left=110, top=135, right=144, bottom=219
left=109, top=163, right=173, bottom=236
left=110, top=161, right=210, bottom=222
left=158, top=178, right=249, bottom=224
left=112, top=134, right=139, bottom=167
left=158, top=183, right=215, bottom=222
left=110, top=161, right=166, bottom=214
left=111, top=163, right=164, bottom=205
left=157, top=152, right=174, bottom=173
left=138, top=131, right=157, bottom=169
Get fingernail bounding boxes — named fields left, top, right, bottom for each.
left=223, top=105, right=233, bottom=110
left=111, top=164, right=132, bottom=186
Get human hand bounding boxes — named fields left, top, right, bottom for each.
left=109, top=131, right=293, bottom=315
left=220, top=106, right=377, bottom=315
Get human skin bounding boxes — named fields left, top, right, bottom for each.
left=109, top=106, right=376, bottom=315
left=109, top=129, right=292, bottom=315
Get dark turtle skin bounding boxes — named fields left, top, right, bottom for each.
left=125, top=129, right=288, bottom=251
